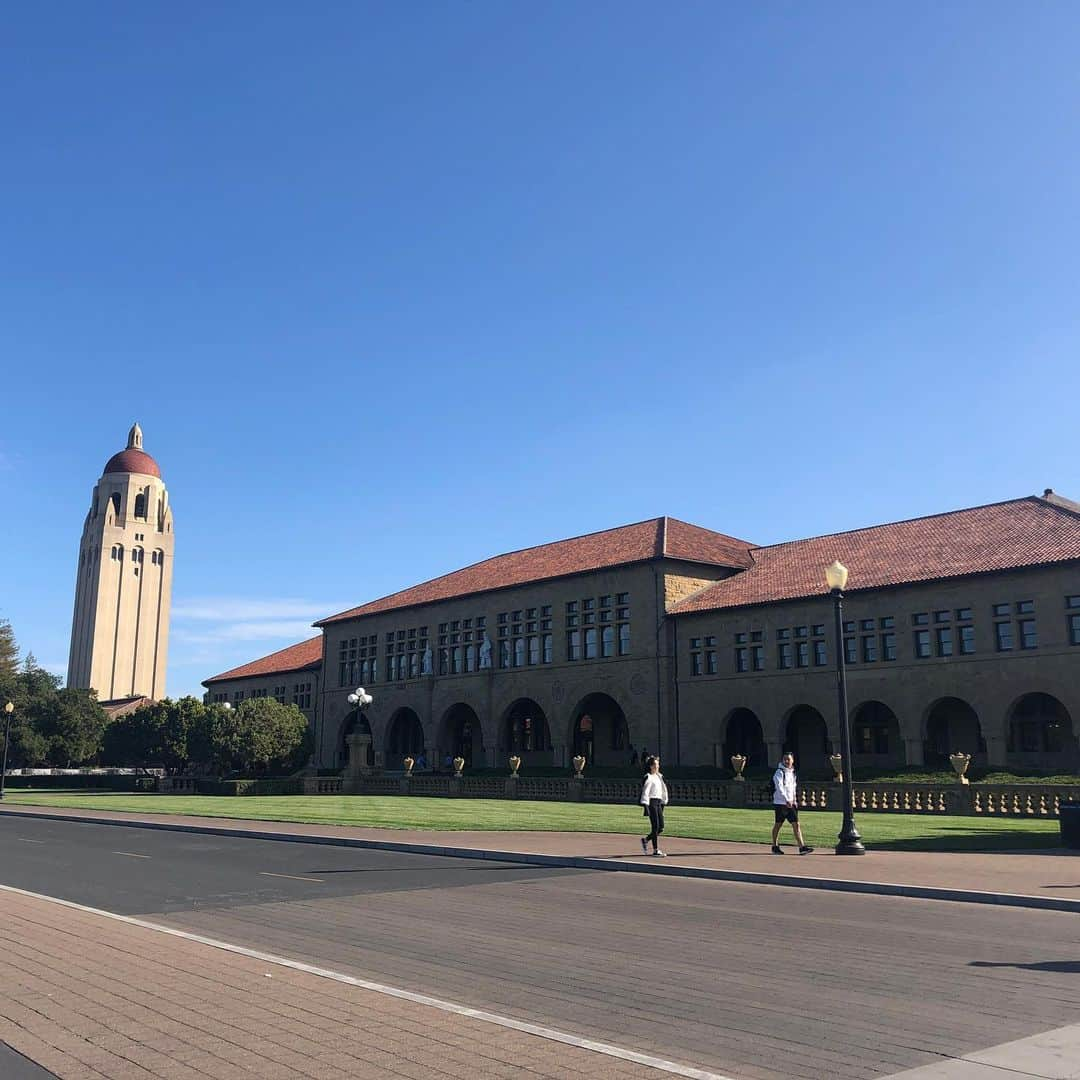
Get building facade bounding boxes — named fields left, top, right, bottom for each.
left=67, top=423, right=175, bottom=702
left=204, top=494, right=1080, bottom=775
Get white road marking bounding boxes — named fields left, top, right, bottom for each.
left=17, top=838, right=45, bottom=843
left=0, top=882, right=733, bottom=1080
left=258, top=871, right=324, bottom=883
left=112, top=851, right=151, bottom=859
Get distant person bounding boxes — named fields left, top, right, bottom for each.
left=414, top=752, right=427, bottom=771
left=639, top=755, right=669, bottom=857
left=771, top=752, right=813, bottom=855
left=629, top=745, right=638, bottom=767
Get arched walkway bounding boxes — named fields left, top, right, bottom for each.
left=385, top=707, right=425, bottom=764
left=1007, top=693, right=1076, bottom=768
left=722, top=708, right=767, bottom=770
left=851, top=701, right=903, bottom=766
left=571, top=693, right=630, bottom=767
left=783, top=705, right=831, bottom=775
left=439, top=703, right=483, bottom=769
left=924, top=697, right=983, bottom=766
left=501, top=699, right=552, bottom=765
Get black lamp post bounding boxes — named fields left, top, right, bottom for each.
left=825, top=561, right=865, bottom=855
left=1, top=701, right=14, bottom=801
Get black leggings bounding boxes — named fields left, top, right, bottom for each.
left=646, top=799, right=665, bottom=849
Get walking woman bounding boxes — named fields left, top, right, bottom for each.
left=639, top=755, right=669, bottom=856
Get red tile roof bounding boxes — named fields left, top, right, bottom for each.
left=671, top=495, right=1080, bottom=615
left=103, top=448, right=160, bottom=477
left=317, top=517, right=755, bottom=625
left=202, top=636, right=323, bottom=685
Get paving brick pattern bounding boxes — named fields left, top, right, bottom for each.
left=0, top=890, right=669, bottom=1080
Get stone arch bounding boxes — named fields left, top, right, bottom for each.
left=499, top=699, right=552, bottom=763
left=1006, top=693, right=1076, bottom=768
left=924, top=697, right=983, bottom=766
left=569, top=692, right=630, bottom=767
left=850, top=701, right=903, bottom=766
left=722, top=708, right=767, bottom=769
left=385, top=707, right=425, bottom=763
left=782, top=705, right=831, bottom=776
left=438, top=703, right=483, bottom=769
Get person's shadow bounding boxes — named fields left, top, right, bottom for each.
left=970, top=960, right=1080, bottom=973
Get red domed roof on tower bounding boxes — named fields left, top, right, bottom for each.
left=102, top=423, right=161, bottom=478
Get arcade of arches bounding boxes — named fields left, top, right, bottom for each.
left=712, top=694, right=1077, bottom=775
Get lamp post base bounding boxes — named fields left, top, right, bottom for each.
left=835, top=832, right=866, bottom=856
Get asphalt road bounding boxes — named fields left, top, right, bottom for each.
left=2, top=816, right=1078, bottom=1080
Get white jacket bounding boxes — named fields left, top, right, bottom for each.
left=773, top=764, right=797, bottom=806
left=640, top=773, right=669, bottom=805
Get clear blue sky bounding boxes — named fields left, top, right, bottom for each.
left=2, top=2, right=1078, bottom=699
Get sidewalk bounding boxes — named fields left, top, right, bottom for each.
left=2, top=803, right=1077, bottom=911
left=0, top=887, right=674, bottom=1080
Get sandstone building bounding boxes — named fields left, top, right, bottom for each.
left=203, top=492, right=1080, bottom=775
left=67, top=423, right=175, bottom=702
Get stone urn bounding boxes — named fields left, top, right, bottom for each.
left=571, top=755, right=586, bottom=778
left=453, top=755, right=465, bottom=778
left=949, top=751, right=972, bottom=785
left=402, top=756, right=414, bottom=777
left=509, top=755, right=521, bottom=778
left=829, top=753, right=844, bottom=783
left=730, top=754, right=747, bottom=781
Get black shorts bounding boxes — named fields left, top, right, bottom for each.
left=774, top=805, right=799, bottom=824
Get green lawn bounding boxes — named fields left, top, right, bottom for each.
left=6, top=791, right=1064, bottom=851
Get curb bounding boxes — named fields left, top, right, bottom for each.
left=2, top=807, right=1077, bottom=914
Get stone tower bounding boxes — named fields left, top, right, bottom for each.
left=67, top=423, right=175, bottom=701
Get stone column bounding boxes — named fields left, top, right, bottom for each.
left=985, top=735, right=1007, bottom=768
left=345, top=732, right=373, bottom=778
left=551, top=743, right=567, bottom=769
left=904, top=738, right=924, bottom=767
left=766, top=740, right=782, bottom=767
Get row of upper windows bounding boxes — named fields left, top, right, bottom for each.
left=335, top=595, right=633, bottom=685
left=108, top=545, right=164, bottom=563
left=212, top=683, right=312, bottom=708
left=689, top=596, right=1080, bottom=675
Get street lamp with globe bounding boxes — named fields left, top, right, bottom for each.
left=0, top=701, right=13, bottom=801
left=825, top=560, right=865, bottom=855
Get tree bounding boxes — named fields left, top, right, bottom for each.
left=37, top=688, right=108, bottom=767
left=103, top=696, right=210, bottom=773
left=202, top=698, right=311, bottom=776
left=0, top=619, right=19, bottom=683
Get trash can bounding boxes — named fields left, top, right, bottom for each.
left=1060, top=800, right=1080, bottom=850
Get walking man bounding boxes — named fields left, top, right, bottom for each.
left=640, top=755, right=669, bottom=856
left=771, top=752, right=813, bottom=855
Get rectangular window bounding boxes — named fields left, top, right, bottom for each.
left=936, top=627, right=953, bottom=657
left=842, top=621, right=855, bottom=633
left=1069, top=614, right=1080, bottom=647
left=778, top=643, right=792, bottom=669
left=796, top=641, right=809, bottom=667
left=1067, top=595, right=1080, bottom=609
left=934, top=610, right=951, bottom=623
left=992, top=603, right=1010, bottom=617
left=813, top=640, right=827, bottom=666
left=542, top=634, right=553, bottom=663
left=1016, top=600, right=1034, bottom=614
left=862, top=635, right=878, bottom=663
left=881, top=632, right=896, bottom=661
left=958, top=625, right=976, bottom=655
left=513, top=638, right=526, bottom=667
left=776, top=628, right=790, bottom=641
left=528, top=636, right=540, bottom=665
left=795, top=625, right=808, bottom=638
left=956, top=607, right=973, bottom=621
left=751, top=645, right=765, bottom=671
left=690, top=652, right=703, bottom=676
left=584, top=627, right=597, bottom=659
left=912, top=613, right=929, bottom=626
left=274, top=685, right=286, bottom=704
left=735, top=647, right=748, bottom=673
left=618, top=623, right=631, bottom=656
left=995, top=622, right=1013, bottom=652
left=860, top=619, right=874, bottom=632
left=600, top=625, right=614, bottom=658
left=706, top=651, right=718, bottom=674
left=844, top=637, right=857, bottom=664
left=567, top=629, right=581, bottom=661
left=751, top=630, right=763, bottom=643
left=811, top=624, right=825, bottom=636
left=914, top=629, right=931, bottom=658
left=1019, top=618, right=1038, bottom=649
left=879, top=616, right=895, bottom=629
left=734, top=632, right=747, bottom=644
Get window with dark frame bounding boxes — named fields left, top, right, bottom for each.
left=1068, top=596, right=1080, bottom=646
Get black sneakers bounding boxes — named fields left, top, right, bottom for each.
left=771, top=845, right=784, bottom=854
left=799, top=846, right=814, bottom=855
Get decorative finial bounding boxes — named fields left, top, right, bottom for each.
left=127, top=422, right=143, bottom=450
